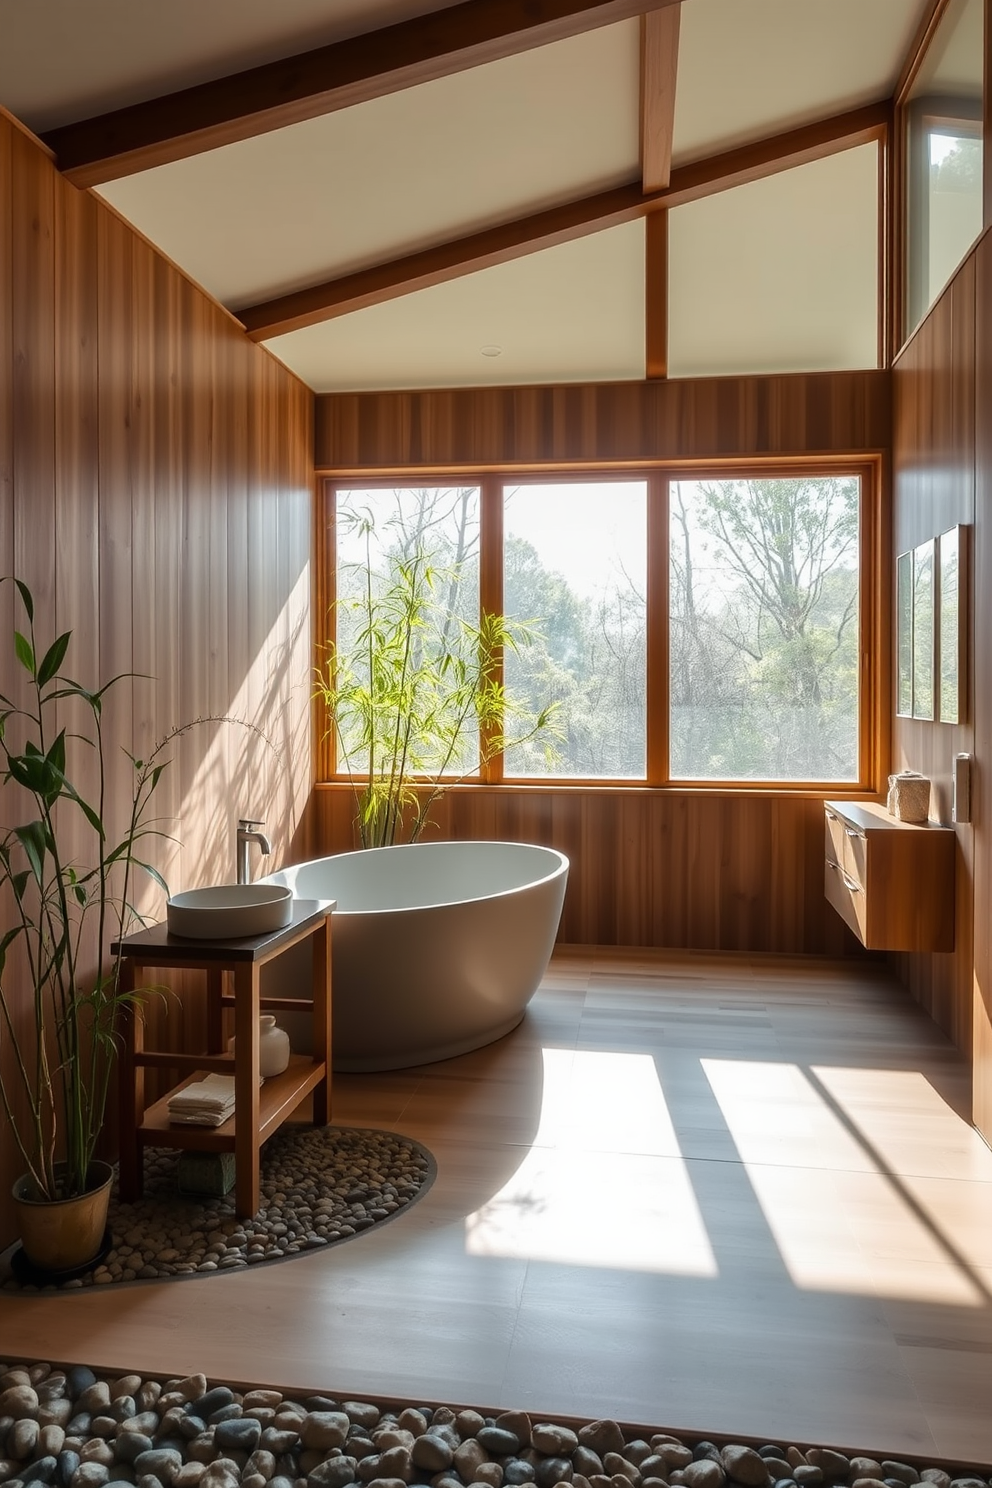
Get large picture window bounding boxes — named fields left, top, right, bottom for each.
left=319, top=465, right=875, bottom=790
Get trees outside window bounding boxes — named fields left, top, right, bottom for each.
left=323, top=466, right=871, bottom=789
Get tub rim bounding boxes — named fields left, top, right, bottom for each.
left=262, top=839, right=569, bottom=917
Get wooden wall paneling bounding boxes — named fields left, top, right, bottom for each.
left=315, top=372, right=891, bottom=472
left=645, top=211, right=667, bottom=380
left=892, top=239, right=978, bottom=1058
left=0, top=123, right=314, bottom=1248
left=973, top=230, right=992, bottom=1140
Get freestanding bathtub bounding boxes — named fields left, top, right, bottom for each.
left=260, top=841, right=568, bottom=1072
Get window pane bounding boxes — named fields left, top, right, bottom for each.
left=905, top=0, right=984, bottom=333
left=333, top=486, right=481, bottom=775
left=670, top=476, right=861, bottom=782
left=503, top=481, right=647, bottom=778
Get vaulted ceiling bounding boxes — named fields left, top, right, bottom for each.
left=0, top=0, right=930, bottom=391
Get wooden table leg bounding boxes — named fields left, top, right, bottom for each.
left=233, top=961, right=261, bottom=1218
left=206, top=966, right=224, bottom=1053
left=117, top=959, right=144, bottom=1201
left=311, top=915, right=332, bottom=1127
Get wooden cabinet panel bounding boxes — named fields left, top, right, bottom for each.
left=824, top=801, right=955, bottom=952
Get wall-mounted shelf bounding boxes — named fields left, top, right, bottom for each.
left=824, top=800, right=955, bottom=952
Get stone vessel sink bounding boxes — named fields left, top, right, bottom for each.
left=166, top=884, right=294, bottom=940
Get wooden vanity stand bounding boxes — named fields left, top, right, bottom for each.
left=113, top=899, right=334, bottom=1219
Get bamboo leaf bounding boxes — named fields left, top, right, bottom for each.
left=14, top=579, right=34, bottom=623
left=37, top=631, right=72, bottom=687
left=13, top=631, right=35, bottom=675
left=14, top=821, right=47, bottom=884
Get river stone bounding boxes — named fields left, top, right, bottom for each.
left=455, top=1441, right=489, bottom=1479
left=41, top=1404, right=75, bottom=1431
left=456, top=1415, right=487, bottom=1443
left=807, top=1455, right=849, bottom=1482
left=479, top=1431, right=520, bottom=1459
left=641, top=1477, right=669, bottom=1488
left=134, top=1449, right=184, bottom=1485
left=636, top=1457, right=669, bottom=1481
left=504, top=1462, right=537, bottom=1485
left=533, top=1429, right=579, bottom=1459
left=174, top=1381, right=207, bottom=1406
left=681, top=1463, right=726, bottom=1488
left=242, top=1475, right=267, bottom=1488
left=881, top=1467, right=919, bottom=1485
left=949, top=1480, right=989, bottom=1488
left=794, top=1471, right=823, bottom=1486
left=262, top=1432, right=301, bottom=1456
left=475, top=1467, right=504, bottom=1488
left=344, top=1407, right=381, bottom=1433
left=22, top=1458, right=59, bottom=1485
left=921, top=1474, right=951, bottom=1488
left=602, top=1455, right=639, bottom=1483
left=11, top=1419, right=41, bottom=1460
left=376, top=1446, right=412, bottom=1481
left=189, top=1392, right=235, bottom=1421
left=657, top=1451, right=692, bottom=1472
left=215, top=1421, right=261, bottom=1454
left=308, top=1459, right=360, bottom=1488
left=78, top=1389, right=111, bottom=1418
left=412, top=1437, right=454, bottom=1473
left=722, top=1448, right=769, bottom=1486
left=72, top=1466, right=109, bottom=1488
left=534, top=1460, right=573, bottom=1487
left=245, top=1453, right=278, bottom=1482
left=851, top=1479, right=889, bottom=1488
left=65, top=1370, right=97, bottom=1399
left=579, top=1431, right=627, bottom=1462
left=115, top=1434, right=154, bottom=1464
left=786, top=1456, right=806, bottom=1472
left=1, top=1388, right=40, bottom=1420
left=58, top=1452, right=82, bottom=1488
left=79, top=1443, right=114, bottom=1468
left=363, top=1479, right=408, bottom=1488
left=574, top=1453, right=604, bottom=1479
left=303, top=1416, right=352, bottom=1452
left=173, top=1468, right=207, bottom=1488
left=396, top=1413, right=427, bottom=1440
left=199, top=1467, right=240, bottom=1488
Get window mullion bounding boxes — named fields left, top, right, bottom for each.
left=480, top=473, right=504, bottom=785
left=646, top=471, right=670, bottom=785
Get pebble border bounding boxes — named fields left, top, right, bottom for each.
left=1, top=1128, right=435, bottom=1292
left=0, top=1364, right=990, bottom=1488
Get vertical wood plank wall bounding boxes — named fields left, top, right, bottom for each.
left=311, top=371, right=891, bottom=960
left=0, top=112, right=314, bottom=1243
left=891, top=228, right=992, bottom=1138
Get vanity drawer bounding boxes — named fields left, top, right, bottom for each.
left=823, top=800, right=955, bottom=952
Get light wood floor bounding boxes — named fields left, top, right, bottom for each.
left=4, top=949, right=992, bottom=1463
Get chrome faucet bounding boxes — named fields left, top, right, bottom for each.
left=236, top=817, right=272, bottom=885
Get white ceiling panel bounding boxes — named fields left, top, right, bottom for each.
left=673, top=0, right=928, bottom=164
left=263, top=221, right=645, bottom=392
left=667, top=144, right=879, bottom=378
left=95, top=24, right=640, bottom=312
left=0, top=0, right=464, bottom=132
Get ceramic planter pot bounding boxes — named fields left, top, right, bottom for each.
left=11, top=1160, right=114, bottom=1273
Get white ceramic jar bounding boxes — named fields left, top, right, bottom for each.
left=227, top=1015, right=291, bottom=1077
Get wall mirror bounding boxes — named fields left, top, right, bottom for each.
left=897, top=550, right=913, bottom=716
left=896, top=527, right=967, bottom=724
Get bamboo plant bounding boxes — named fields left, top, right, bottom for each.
left=316, top=512, right=559, bottom=848
left=0, top=579, right=175, bottom=1202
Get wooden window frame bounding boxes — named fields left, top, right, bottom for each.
left=315, top=455, right=884, bottom=795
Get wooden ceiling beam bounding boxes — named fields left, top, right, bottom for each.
left=43, top=0, right=681, bottom=188
left=239, top=99, right=890, bottom=341
left=641, top=5, right=681, bottom=192
left=894, top=0, right=951, bottom=106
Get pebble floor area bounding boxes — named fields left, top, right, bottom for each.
left=0, top=1127, right=435, bottom=1291
left=0, top=1364, right=990, bottom=1488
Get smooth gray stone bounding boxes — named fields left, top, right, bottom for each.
left=245, top=1453, right=278, bottom=1482
left=215, top=1421, right=261, bottom=1454
left=209, top=1407, right=243, bottom=1427
left=106, top=1400, right=136, bottom=1425
left=880, top=1468, right=919, bottom=1486
left=0, top=1388, right=40, bottom=1420
left=77, top=1389, right=111, bottom=1418
left=504, top=1462, right=537, bottom=1486
left=261, top=1434, right=301, bottom=1457
left=757, top=1455, right=785, bottom=1465
left=478, top=1431, right=520, bottom=1459
left=57, top=1452, right=81, bottom=1488
left=64, top=1371, right=96, bottom=1401
left=793, top=1472, right=822, bottom=1487
left=578, top=1430, right=626, bottom=1462
left=920, top=1475, right=950, bottom=1488
left=299, top=1415, right=349, bottom=1452
left=71, top=1470, right=109, bottom=1488
left=692, top=1451, right=723, bottom=1469
left=10, top=1420, right=41, bottom=1461
left=603, top=1454, right=640, bottom=1484
left=188, top=1393, right=234, bottom=1421
left=175, top=1418, right=205, bottom=1444
left=133, top=1449, right=183, bottom=1485
left=681, top=1463, right=726, bottom=1488
left=342, top=1408, right=381, bottom=1433
left=137, top=1475, right=167, bottom=1488
left=574, top=1452, right=604, bottom=1480
left=21, top=1459, right=58, bottom=1485
left=115, top=1434, right=154, bottom=1465
left=534, top=1459, right=573, bottom=1488
left=624, top=1447, right=654, bottom=1471
left=806, top=1456, right=849, bottom=1483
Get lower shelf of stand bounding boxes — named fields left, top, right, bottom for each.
left=137, top=1055, right=326, bottom=1153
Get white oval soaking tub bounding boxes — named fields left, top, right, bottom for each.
left=261, top=840, right=568, bottom=1072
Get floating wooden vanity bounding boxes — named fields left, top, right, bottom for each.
left=114, top=899, right=334, bottom=1218
left=824, top=800, right=955, bottom=952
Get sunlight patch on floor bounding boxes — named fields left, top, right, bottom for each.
left=703, top=1059, right=987, bottom=1305
left=465, top=1049, right=717, bottom=1274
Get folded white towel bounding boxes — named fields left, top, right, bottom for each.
left=169, top=1108, right=234, bottom=1128
left=168, top=1075, right=238, bottom=1113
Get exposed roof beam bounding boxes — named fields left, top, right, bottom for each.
left=894, top=0, right=950, bottom=105
left=240, top=100, right=890, bottom=341
left=641, top=5, right=681, bottom=192
left=43, top=0, right=681, bottom=188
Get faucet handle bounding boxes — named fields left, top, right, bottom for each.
left=238, top=816, right=265, bottom=831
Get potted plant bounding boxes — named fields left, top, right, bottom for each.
left=0, top=579, right=174, bottom=1274
left=316, top=506, right=559, bottom=848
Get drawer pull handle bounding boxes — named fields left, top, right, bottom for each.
left=827, top=859, right=863, bottom=894
left=843, top=826, right=864, bottom=841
